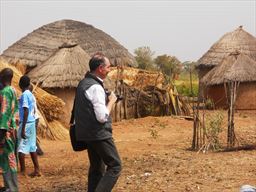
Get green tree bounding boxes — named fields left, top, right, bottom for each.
left=182, top=61, right=197, bottom=74
left=177, top=61, right=199, bottom=97
left=154, top=54, right=182, bottom=79
left=134, top=46, right=155, bottom=70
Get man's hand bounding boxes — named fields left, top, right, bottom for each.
left=108, top=91, right=117, bottom=105
left=107, top=92, right=117, bottom=113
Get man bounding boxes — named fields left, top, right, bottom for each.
left=74, top=53, right=122, bottom=192
left=18, top=76, right=41, bottom=177
left=0, top=68, right=19, bottom=192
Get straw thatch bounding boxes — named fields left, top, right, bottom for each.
left=47, top=120, right=69, bottom=140
left=1, top=19, right=136, bottom=68
left=201, top=52, right=256, bottom=85
left=33, top=88, right=65, bottom=121
left=197, top=26, right=256, bottom=69
left=28, top=44, right=91, bottom=88
left=108, top=66, right=165, bottom=89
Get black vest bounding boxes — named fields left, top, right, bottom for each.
left=74, top=73, right=112, bottom=141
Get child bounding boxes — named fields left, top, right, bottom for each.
left=17, top=75, right=41, bottom=177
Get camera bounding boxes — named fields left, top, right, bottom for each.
left=105, top=90, right=123, bottom=103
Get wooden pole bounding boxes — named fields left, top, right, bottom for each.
left=227, top=81, right=233, bottom=148
left=226, top=80, right=239, bottom=148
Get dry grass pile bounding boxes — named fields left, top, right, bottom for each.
left=108, top=66, right=165, bottom=89
left=12, top=61, right=27, bottom=75
left=33, top=88, right=65, bottom=121
left=47, top=120, right=69, bottom=140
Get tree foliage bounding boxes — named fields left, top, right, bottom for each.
left=182, top=61, right=198, bottom=74
left=154, top=54, right=182, bottom=79
left=134, top=46, right=155, bottom=70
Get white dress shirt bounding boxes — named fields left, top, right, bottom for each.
left=85, top=80, right=109, bottom=123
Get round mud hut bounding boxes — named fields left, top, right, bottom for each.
left=1, top=19, right=136, bottom=71
left=201, top=52, right=256, bottom=109
left=197, top=26, right=256, bottom=98
left=28, top=43, right=92, bottom=126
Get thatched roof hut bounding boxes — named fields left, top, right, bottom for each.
left=1, top=19, right=136, bottom=69
left=201, top=52, right=256, bottom=109
left=202, top=52, right=256, bottom=85
left=197, top=26, right=256, bottom=98
left=28, top=43, right=93, bottom=126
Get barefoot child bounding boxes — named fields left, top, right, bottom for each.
left=17, top=75, right=41, bottom=177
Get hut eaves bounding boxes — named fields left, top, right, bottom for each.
left=201, top=52, right=256, bottom=86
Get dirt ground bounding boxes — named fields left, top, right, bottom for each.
left=2, top=110, right=256, bottom=192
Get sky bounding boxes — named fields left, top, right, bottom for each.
left=0, top=0, right=255, bottom=62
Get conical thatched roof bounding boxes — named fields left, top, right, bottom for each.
left=201, top=52, right=256, bottom=85
left=197, top=26, right=256, bottom=69
left=28, top=44, right=91, bottom=88
left=1, top=19, right=136, bottom=68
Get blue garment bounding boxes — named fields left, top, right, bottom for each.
left=18, top=121, right=37, bottom=154
left=19, top=90, right=35, bottom=123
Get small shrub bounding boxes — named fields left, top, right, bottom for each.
left=159, top=123, right=166, bottom=129
left=149, top=128, right=159, bottom=139
left=205, top=112, right=224, bottom=150
left=205, top=98, right=214, bottom=110
left=176, top=82, right=198, bottom=97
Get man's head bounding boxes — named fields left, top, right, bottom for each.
left=19, top=75, right=30, bottom=90
left=0, top=68, right=14, bottom=86
left=89, top=53, right=111, bottom=79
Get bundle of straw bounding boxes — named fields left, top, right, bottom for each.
left=33, top=89, right=65, bottom=122
left=48, top=120, right=69, bottom=140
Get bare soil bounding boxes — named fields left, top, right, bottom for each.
left=2, top=110, right=256, bottom=191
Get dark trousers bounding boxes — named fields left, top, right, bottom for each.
left=87, top=138, right=121, bottom=192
